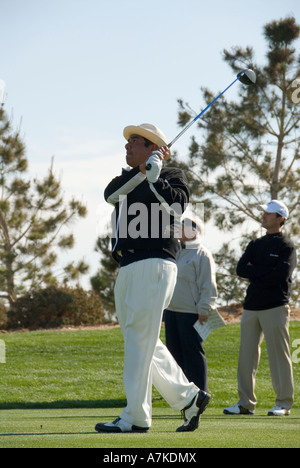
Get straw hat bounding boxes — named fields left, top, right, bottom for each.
left=123, top=123, right=170, bottom=158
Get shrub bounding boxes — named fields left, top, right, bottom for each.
left=7, top=286, right=106, bottom=330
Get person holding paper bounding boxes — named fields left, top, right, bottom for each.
left=164, top=217, right=219, bottom=392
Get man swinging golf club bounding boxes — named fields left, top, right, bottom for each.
left=95, top=123, right=210, bottom=434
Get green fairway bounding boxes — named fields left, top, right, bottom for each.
left=1, top=407, right=300, bottom=448
left=0, top=323, right=299, bottom=448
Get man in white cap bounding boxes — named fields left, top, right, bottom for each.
left=224, top=200, right=296, bottom=417
left=96, top=124, right=210, bottom=434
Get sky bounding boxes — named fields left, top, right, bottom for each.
left=1, top=0, right=299, bottom=288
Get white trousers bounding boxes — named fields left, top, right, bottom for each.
left=114, top=258, right=199, bottom=427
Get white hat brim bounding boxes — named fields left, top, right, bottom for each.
left=123, top=125, right=166, bottom=146
left=258, top=204, right=268, bottom=212
left=123, top=124, right=171, bottom=159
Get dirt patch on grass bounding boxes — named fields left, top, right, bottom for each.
left=219, top=303, right=300, bottom=323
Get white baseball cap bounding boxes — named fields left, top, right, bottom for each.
left=258, top=200, right=289, bottom=219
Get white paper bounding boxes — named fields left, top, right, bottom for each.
left=193, top=309, right=226, bottom=341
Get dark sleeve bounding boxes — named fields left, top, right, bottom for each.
left=149, top=168, right=190, bottom=215
left=237, top=240, right=297, bottom=285
left=236, top=241, right=257, bottom=279
left=236, top=241, right=272, bottom=279
left=251, top=245, right=297, bottom=287
left=104, top=167, right=146, bottom=205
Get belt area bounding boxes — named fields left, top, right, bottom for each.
left=119, top=249, right=175, bottom=267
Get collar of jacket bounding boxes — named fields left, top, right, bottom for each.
left=181, top=238, right=201, bottom=250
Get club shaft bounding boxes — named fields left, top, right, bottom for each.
left=168, top=76, right=240, bottom=148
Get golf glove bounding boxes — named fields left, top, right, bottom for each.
left=145, top=151, right=163, bottom=183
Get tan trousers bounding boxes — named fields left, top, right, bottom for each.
left=238, top=305, right=294, bottom=411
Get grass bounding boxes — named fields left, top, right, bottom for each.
left=2, top=407, right=300, bottom=448
left=0, top=322, right=299, bottom=448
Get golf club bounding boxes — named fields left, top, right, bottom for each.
left=167, top=69, right=256, bottom=149
left=146, top=68, right=256, bottom=171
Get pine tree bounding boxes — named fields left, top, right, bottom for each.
left=90, top=235, right=118, bottom=320
left=176, top=16, right=300, bottom=304
left=0, top=107, right=88, bottom=305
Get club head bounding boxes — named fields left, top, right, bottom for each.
left=237, top=69, right=256, bottom=85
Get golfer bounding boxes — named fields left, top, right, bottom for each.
left=96, top=123, right=210, bottom=434
left=224, top=200, right=296, bottom=416
left=165, top=217, right=218, bottom=392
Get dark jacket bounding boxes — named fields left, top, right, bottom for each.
left=237, top=232, right=297, bottom=310
left=104, top=166, right=189, bottom=265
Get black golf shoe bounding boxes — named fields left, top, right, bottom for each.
left=95, top=417, right=149, bottom=433
left=176, top=390, right=211, bottom=432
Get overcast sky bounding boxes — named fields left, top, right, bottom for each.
left=1, top=0, right=299, bottom=287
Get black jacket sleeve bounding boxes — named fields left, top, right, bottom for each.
left=149, top=168, right=189, bottom=215
left=237, top=240, right=297, bottom=286
left=104, top=167, right=146, bottom=205
left=251, top=245, right=296, bottom=287
left=236, top=241, right=262, bottom=279
left=237, top=239, right=279, bottom=279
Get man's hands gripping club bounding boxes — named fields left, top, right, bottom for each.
left=140, top=146, right=170, bottom=183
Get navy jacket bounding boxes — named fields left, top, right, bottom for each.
left=237, top=232, right=297, bottom=310
left=104, top=166, right=189, bottom=264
